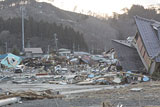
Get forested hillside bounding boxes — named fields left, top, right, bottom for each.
left=0, top=0, right=118, bottom=52
left=0, top=17, right=87, bottom=53
left=108, top=5, right=160, bottom=40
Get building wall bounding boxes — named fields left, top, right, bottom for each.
left=25, top=52, right=32, bottom=57
left=25, top=52, right=43, bottom=58
left=137, top=35, right=143, bottom=51
left=32, top=54, right=43, bottom=58
left=144, top=52, right=151, bottom=67
left=155, top=63, right=160, bottom=72
left=136, top=34, right=151, bottom=69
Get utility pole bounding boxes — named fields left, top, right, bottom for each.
left=78, top=45, right=80, bottom=52
left=73, top=43, right=75, bottom=53
left=54, top=33, right=58, bottom=53
left=48, top=45, right=50, bottom=54
left=104, top=45, right=107, bottom=52
left=91, top=40, right=94, bottom=54
left=5, top=42, right=7, bottom=53
left=21, top=6, right=25, bottom=51
left=92, top=44, right=94, bottom=54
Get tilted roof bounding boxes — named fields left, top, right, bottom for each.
left=134, top=16, right=160, bottom=62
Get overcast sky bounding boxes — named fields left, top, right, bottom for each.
left=38, top=0, right=160, bottom=16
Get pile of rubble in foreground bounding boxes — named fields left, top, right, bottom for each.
left=0, top=89, right=64, bottom=106
left=0, top=51, right=149, bottom=86
left=0, top=50, right=150, bottom=106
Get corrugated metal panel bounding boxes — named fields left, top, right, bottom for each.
left=134, top=16, right=160, bottom=62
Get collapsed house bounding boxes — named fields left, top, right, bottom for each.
left=112, top=39, right=144, bottom=72
left=113, top=16, right=160, bottom=74
left=133, top=16, right=160, bottom=74
left=0, top=53, right=22, bottom=68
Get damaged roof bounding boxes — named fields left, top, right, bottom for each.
left=112, top=40, right=133, bottom=48
left=134, top=16, right=160, bottom=62
left=0, top=54, right=8, bottom=60
left=0, top=53, right=22, bottom=68
left=112, top=40, right=144, bottom=71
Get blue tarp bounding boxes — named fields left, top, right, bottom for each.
left=0, top=53, right=22, bottom=68
left=0, top=54, right=8, bottom=60
left=88, top=74, right=94, bottom=78
left=143, top=76, right=149, bottom=82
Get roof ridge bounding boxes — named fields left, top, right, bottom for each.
left=24, top=48, right=42, bottom=49
left=112, top=40, right=133, bottom=48
left=134, top=15, right=152, bottom=23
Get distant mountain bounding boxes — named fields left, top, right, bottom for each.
left=0, top=0, right=118, bottom=51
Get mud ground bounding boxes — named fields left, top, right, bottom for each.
left=2, top=81, right=160, bottom=107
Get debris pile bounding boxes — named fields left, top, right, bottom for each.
left=0, top=89, right=63, bottom=100
left=0, top=49, right=151, bottom=106
left=0, top=89, right=64, bottom=106
left=0, top=50, right=150, bottom=86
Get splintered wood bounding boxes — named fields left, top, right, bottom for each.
left=0, top=90, right=64, bottom=100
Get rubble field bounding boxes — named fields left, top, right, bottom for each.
left=0, top=51, right=154, bottom=107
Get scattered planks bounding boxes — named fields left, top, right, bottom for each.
left=0, top=89, right=64, bottom=100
